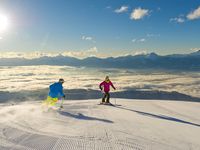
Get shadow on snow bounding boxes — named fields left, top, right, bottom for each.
left=115, top=106, right=200, bottom=127
left=58, top=111, right=113, bottom=124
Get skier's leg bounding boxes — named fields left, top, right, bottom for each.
left=102, top=93, right=106, bottom=103
left=48, top=97, right=59, bottom=110
left=44, top=96, right=52, bottom=106
left=42, top=96, right=54, bottom=111
left=106, top=92, right=110, bottom=103
left=50, top=97, right=58, bottom=106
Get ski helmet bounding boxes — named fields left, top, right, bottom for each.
left=59, top=78, right=65, bottom=83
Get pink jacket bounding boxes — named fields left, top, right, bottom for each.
left=99, top=81, right=115, bottom=92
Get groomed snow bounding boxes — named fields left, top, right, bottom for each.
left=0, top=99, right=200, bottom=150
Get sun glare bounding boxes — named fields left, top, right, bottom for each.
left=0, top=14, right=9, bottom=32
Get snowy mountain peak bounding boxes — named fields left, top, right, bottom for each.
left=146, top=52, right=158, bottom=59
left=190, top=50, right=200, bottom=56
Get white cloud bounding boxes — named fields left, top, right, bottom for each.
left=139, top=38, right=146, bottom=42
left=0, top=47, right=100, bottom=59
left=81, top=35, right=96, bottom=43
left=1, top=50, right=107, bottom=59
left=170, top=6, right=200, bottom=23
left=170, top=17, right=185, bottom=23
left=187, top=6, right=200, bottom=20
left=106, top=6, right=111, bottom=9
left=81, top=36, right=93, bottom=41
left=87, top=46, right=98, bottom=53
left=190, top=48, right=200, bottom=52
left=146, top=34, right=160, bottom=37
left=132, top=38, right=146, bottom=43
left=0, top=49, right=148, bottom=59
left=132, top=39, right=136, bottom=43
left=0, top=37, right=2, bottom=40
left=58, top=47, right=98, bottom=58
left=115, top=6, right=128, bottom=13
left=130, top=8, right=149, bottom=20
left=0, top=51, right=62, bottom=59
left=133, top=50, right=147, bottom=55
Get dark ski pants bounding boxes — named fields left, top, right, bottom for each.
left=102, top=92, right=110, bottom=103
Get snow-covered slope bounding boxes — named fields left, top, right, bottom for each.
left=0, top=99, right=200, bottom=150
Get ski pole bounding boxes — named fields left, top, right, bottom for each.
left=100, top=90, right=104, bottom=104
left=60, top=97, right=64, bottom=109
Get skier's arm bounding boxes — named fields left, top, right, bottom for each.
left=59, top=85, right=65, bottom=97
left=99, top=82, right=104, bottom=90
left=110, top=82, right=116, bottom=90
left=49, top=83, right=54, bottom=90
left=60, top=90, right=65, bottom=97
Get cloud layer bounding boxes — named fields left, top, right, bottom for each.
left=0, top=47, right=99, bottom=59
left=1, top=66, right=200, bottom=98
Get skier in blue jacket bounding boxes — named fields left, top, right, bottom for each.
left=49, top=78, right=65, bottom=98
left=43, top=78, right=65, bottom=109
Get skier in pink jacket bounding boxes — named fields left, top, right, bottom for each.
left=99, top=76, right=116, bottom=104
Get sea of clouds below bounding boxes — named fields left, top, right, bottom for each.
left=0, top=65, right=200, bottom=100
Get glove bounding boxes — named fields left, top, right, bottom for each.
left=99, top=86, right=102, bottom=91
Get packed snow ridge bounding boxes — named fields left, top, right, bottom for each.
left=0, top=99, right=200, bottom=150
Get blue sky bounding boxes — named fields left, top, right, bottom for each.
left=0, top=0, right=200, bottom=58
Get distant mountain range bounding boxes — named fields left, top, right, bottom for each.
left=1, top=50, right=200, bottom=70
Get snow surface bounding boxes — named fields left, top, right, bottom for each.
left=0, top=99, right=200, bottom=150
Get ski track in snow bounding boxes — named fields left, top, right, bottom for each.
left=0, top=99, right=200, bottom=150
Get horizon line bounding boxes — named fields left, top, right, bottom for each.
left=0, top=49, right=200, bottom=59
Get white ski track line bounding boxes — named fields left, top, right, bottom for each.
left=91, top=103, right=113, bottom=150
left=97, top=106, right=117, bottom=150
left=0, top=125, right=17, bottom=150
left=100, top=105, right=148, bottom=150
left=83, top=102, right=97, bottom=150
left=1, top=118, right=179, bottom=150
left=3, top=125, right=62, bottom=150
left=8, top=131, right=33, bottom=150
left=96, top=102, right=147, bottom=150
left=51, top=137, right=62, bottom=150
left=51, top=102, right=97, bottom=150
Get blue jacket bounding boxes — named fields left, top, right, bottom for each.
left=48, top=82, right=64, bottom=98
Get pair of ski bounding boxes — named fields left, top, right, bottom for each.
left=98, top=102, right=115, bottom=106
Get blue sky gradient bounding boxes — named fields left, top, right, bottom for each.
left=0, top=0, right=200, bottom=57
